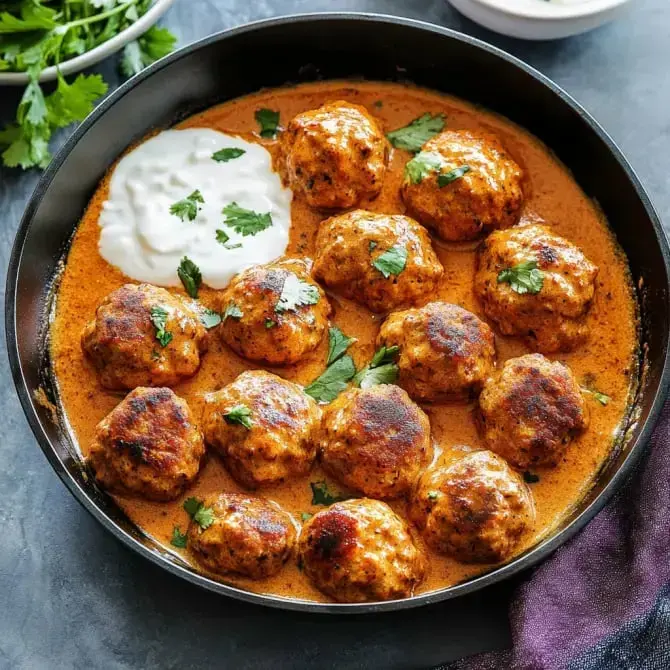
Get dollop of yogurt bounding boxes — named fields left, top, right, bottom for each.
left=98, top=128, right=291, bottom=289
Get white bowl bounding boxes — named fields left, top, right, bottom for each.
left=447, top=0, right=632, bottom=40
left=0, top=0, right=176, bottom=86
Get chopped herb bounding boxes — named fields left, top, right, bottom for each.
left=304, top=355, right=357, bottom=403
left=215, top=228, right=243, bottom=250
left=265, top=318, right=277, bottom=329
left=224, top=404, right=253, bottom=429
left=370, top=345, right=400, bottom=367
left=182, top=497, right=215, bottom=530
left=151, top=349, right=161, bottom=361
left=222, top=202, right=273, bottom=237
left=255, top=108, right=280, bottom=138
left=523, top=471, right=541, bottom=484
left=120, top=25, right=177, bottom=77
left=212, top=147, right=245, bottom=162
left=200, top=309, right=222, bottom=329
left=177, top=256, right=202, bottom=298
left=368, top=240, right=378, bottom=252
left=372, top=245, right=408, bottom=279
left=386, top=113, right=445, bottom=152
left=149, top=306, right=172, bottom=347
left=300, top=512, right=313, bottom=522
left=404, top=150, right=443, bottom=184
left=497, top=260, right=544, bottom=295
left=170, top=526, right=187, bottom=548
left=183, top=497, right=201, bottom=517
left=275, top=274, right=320, bottom=314
left=222, top=302, right=243, bottom=322
left=582, top=387, right=611, bottom=406
left=327, top=327, right=355, bottom=365
left=170, top=189, right=204, bottom=222
left=427, top=491, right=439, bottom=501
left=354, top=345, right=400, bottom=389
left=437, top=165, right=471, bottom=187
left=310, top=480, right=347, bottom=506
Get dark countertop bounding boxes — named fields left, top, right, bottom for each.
left=1, top=1, right=668, bottom=668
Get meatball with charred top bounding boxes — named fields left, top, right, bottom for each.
left=378, top=302, right=496, bottom=402
left=81, top=283, right=208, bottom=390
left=319, top=384, right=432, bottom=499
left=312, top=210, right=444, bottom=313
left=88, top=387, right=205, bottom=501
left=217, top=258, right=330, bottom=366
left=478, top=354, right=589, bottom=469
left=401, top=129, right=524, bottom=242
left=409, top=448, right=535, bottom=563
left=475, top=224, right=598, bottom=353
left=299, top=498, right=425, bottom=602
left=187, top=493, right=296, bottom=579
left=280, top=101, right=388, bottom=209
left=203, top=370, right=321, bottom=489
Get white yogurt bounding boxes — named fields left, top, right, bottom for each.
left=98, top=128, right=291, bottom=290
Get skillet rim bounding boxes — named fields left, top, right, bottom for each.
left=6, top=11, right=670, bottom=614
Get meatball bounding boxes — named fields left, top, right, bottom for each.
left=299, top=499, right=425, bottom=602
left=280, top=100, right=388, bottom=209
left=81, top=283, right=208, bottom=390
left=474, top=225, right=599, bottom=353
left=319, top=384, right=432, bottom=499
left=203, top=370, right=321, bottom=488
left=378, top=302, right=496, bottom=402
left=88, top=387, right=205, bottom=501
left=478, top=354, right=589, bottom=469
left=217, top=258, right=330, bottom=366
left=409, top=449, right=535, bottom=563
left=187, top=493, right=296, bottom=579
left=312, top=210, right=444, bottom=313
left=401, top=129, right=524, bottom=241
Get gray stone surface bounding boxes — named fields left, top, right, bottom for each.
left=1, top=0, right=668, bottom=668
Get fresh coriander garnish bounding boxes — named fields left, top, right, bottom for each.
left=404, top=151, right=443, bottom=184
left=222, top=202, right=273, bottom=237
left=170, top=526, right=187, bottom=548
left=121, top=26, right=176, bottom=77
left=368, top=241, right=378, bottom=252
left=582, top=387, right=611, bottom=406
left=215, top=228, right=243, bottom=250
left=327, top=327, right=355, bottom=366
left=386, top=113, right=445, bottom=153
left=255, top=108, right=280, bottom=138
left=183, top=497, right=201, bottom=517
left=200, top=309, right=222, bottom=329
left=183, top=497, right=215, bottom=530
left=212, top=147, right=245, bottom=162
left=275, top=274, right=320, bottom=314
left=149, top=306, right=172, bottom=347
left=310, top=480, right=347, bottom=506
left=304, top=355, right=357, bottom=403
left=265, top=318, right=277, bottom=329
left=523, top=471, right=541, bottom=484
left=224, top=404, right=253, bottom=429
left=300, top=512, right=313, bottom=522
left=177, top=256, right=202, bottom=298
left=437, top=165, right=471, bottom=187
left=427, top=491, right=439, bottom=501
left=497, top=260, right=544, bottom=295
left=222, top=302, right=243, bottom=322
left=372, top=245, right=408, bottom=279
left=353, top=345, right=400, bottom=389
left=170, top=189, right=204, bottom=222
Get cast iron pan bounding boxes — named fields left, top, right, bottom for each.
left=6, top=13, right=670, bottom=613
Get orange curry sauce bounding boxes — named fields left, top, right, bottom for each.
left=51, top=81, right=638, bottom=602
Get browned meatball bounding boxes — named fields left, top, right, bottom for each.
left=81, top=283, right=208, bottom=390
left=203, top=370, right=321, bottom=489
left=401, top=129, right=524, bottom=241
left=319, top=384, right=432, bottom=499
left=478, top=354, right=589, bottom=469
left=312, top=210, right=444, bottom=313
left=474, top=225, right=599, bottom=353
left=299, top=498, right=425, bottom=602
left=280, top=101, right=388, bottom=209
left=187, top=493, right=296, bottom=579
left=217, top=258, right=331, bottom=366
left=378, top=302, right=496, bottom=402
left=88, top=387, right=205, bottom=501
left=409, top=449, right=535, bottom=563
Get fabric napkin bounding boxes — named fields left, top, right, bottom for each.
left=447, top=400, right=670, bottom=669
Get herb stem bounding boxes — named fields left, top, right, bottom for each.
left=63, top=0, right=138, bottom=30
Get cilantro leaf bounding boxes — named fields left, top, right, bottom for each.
left=177, top=256, right=202, bottom=298
left=120, top=26, right=176, bottom=77
left=370, top=345, right=400, bottom=367
left=183, top=497, right=201, bottom=517
left=372, top=245, right=408, bottom=279
left=353, top=345, right=400, bottom=389
left=224, top=404, right=253, bottom=429
left=170, top=526, right=188, bottom=548
left=215, top=228, right=242, bottom=249
left=222, top=202, right=273, bottom=237
left=310, top=480, right=347, bottom=506
left=222, top=302, right=243, bottom=321
left=212, top=147, right=245, bottom=162
left=438, top=165, right=471, bottom=187
left=0, top=3, right=57, bottom=33
left=497, top=260, right=544, bottom=295
left=523, top=471, right=540, bottom=484
left=200, top=309, right=222, bottom=329
left=170, top=189, right=204, bottom=222
left=404, top=151, right=443, bottom=184
left=304, top=355, right=357, bottom=403
left=300, top=512, right=313, bottom=522
left=45, top=74, right=108, bottom=129
left=149, top=305, right=172, bottom=347
left=183, top=497, right=215, bottom=530
left=427, top=491, right=439, bottom=500
left=327, top=327, right=355, bottom=365
left=265, top=318, right=276, bottom=329
left=275, top=274, right=320, bottom=314
left=255, top=108, right=280, bottom=138
left=582, top=387, right=611, bottom=406
left=387, top=113, right=445, bottom=152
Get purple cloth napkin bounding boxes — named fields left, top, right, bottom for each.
left=448, top=400, right=670, bottom=670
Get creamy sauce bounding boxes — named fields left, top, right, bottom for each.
left=98, top=128, right=291, bottom=289
left=51, top=81, right=638, bottom=603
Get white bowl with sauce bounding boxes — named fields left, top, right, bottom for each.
left=447, top=0, right=633, bottom=40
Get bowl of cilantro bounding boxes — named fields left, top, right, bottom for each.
left=0, top=0, right=177, bottom=169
